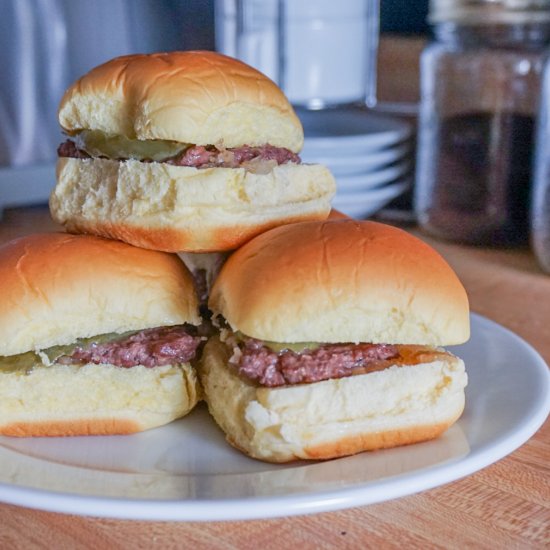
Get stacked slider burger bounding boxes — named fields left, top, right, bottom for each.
left=50, top=51, right=336, bottom=253
left=1, top=51, right=337, bottom=439
left=201, top=220, right=470, bottom=462
left=8, top=49, right=473, bottom=463
left=0, top=233, right=202, bottom=436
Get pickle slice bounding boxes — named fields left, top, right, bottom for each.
left=232, top=331, right=320, bottom=353
left=0, top=352, right=38, bottom=374
left=75, top=130, right=188, bottom=161
left=0, top=330, right=139, bottom=374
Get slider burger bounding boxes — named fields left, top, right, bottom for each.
left=0, top=233, right=202, bottom=437
left=201, top=220, right=470, bottom=462
left=50, top=51, right=336, bottom=252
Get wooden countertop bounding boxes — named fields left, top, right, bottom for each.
left=0, top=206, right=548, bottom=549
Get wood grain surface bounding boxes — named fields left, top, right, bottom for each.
left=0, top=206, right=548, bottom=549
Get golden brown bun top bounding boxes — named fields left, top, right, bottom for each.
left=58, top=51, right=304, bottom=152
left=0, top=233, right=200, bottom=356
left=209, top=220, right=470, bottom=346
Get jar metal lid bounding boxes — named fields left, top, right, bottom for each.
left=430, top=0, right=550, bottom=24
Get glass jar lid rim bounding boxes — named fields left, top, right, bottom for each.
left=430, top=0, right=550, bottom=23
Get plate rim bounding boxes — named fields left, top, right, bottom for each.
left=334, top=160, right=411, bottom=190
left=298, top=108, right=412, bottom=145
left=332, top=179, right=412, bottom=206
left=305, top=143, right=412, bottom=168
left=302, top=129, right=410, bottom=152
left=0, top=313, right=548, bottom=521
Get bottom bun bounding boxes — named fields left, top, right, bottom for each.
left=51, top=158, right=336, bottom=252
left=199, top=337, right=467, bottom=463
left=0, top=362, right=199, bottom=437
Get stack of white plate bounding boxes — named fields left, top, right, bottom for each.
left=298, top=108, right=413, bottom=219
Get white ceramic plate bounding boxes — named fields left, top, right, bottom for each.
left=332, top=179, right=412, bottom=219
left=303, top=143, right=411, bottom=176
left=0, top=314, right=548, bottom=521
left=334, top=160, right=412, bottom=192
left=299, top=108, right=412, bottom=154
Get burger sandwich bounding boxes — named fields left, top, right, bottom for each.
left=0, top=233, right=202, bottom=436
left=201, top=220, right=470, bottom=462
left=50, top=51, right=336, bottom=252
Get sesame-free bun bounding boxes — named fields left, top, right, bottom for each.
left=209, top=220, right=470, bottom=346
left=50, top=157, right=335, bottom=252
left=0, top=233, right=200, bottom=356
left=0, top=362, right=199, bottom=437
left=58, top=51, right=303, bottom=152
left=200, top=336, right=467, bottom=463
left=53, top=51, right=335, bottom=252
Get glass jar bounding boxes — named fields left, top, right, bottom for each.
left=532, top=60, right=550, bottom=271
left=215, top=0, right=380, bottom=108
left=415, top=0, right=550, bottom=246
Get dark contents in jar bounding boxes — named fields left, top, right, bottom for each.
left=424, top=112, right=535, bottom=245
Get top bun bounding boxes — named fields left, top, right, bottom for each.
left=209, top=220, right=470, bottom=346
left=58, top=51, right=304, bottom=152
left=0, top=233, right=200, bottom=356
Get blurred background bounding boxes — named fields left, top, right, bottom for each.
left=0, top=0, right=440, bottom=244
left=0, top=0, right=428, bottom=168
left=3, top=0, right=550, bottom=264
